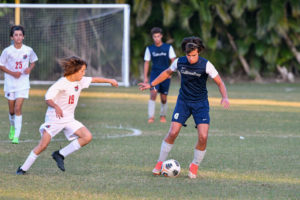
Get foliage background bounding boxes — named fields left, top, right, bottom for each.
left=2, top=0, right=300, bottom=82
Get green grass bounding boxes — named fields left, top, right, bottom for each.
left=0, top=80, right=300, bottom=200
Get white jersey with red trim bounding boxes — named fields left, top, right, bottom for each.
left=0, top=44, right=38, bottom=92
left=44, top=76, right=92, bottom=123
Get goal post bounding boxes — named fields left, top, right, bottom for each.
left=0, top=3, right=130, bottom=87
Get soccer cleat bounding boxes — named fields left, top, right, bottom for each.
left=12, top=137, right=19, bottom=144
left=9, top=126, right=15, bottom=140
left=148, top=117, right=155, bottom=124
left=188, top=163, right=198, bottom=179
left=152, top=161, right=163, bottom=175
left=52, top=151, right=65, bottom=171
left=16, top=166, right=26, bottom=175
left=160, top=116, right=166, bottom=123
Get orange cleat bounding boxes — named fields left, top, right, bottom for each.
left=148, top=117, right=155, bottom=123
left=188, top=163, right=198, bottom=179
left=160, top=116, right=166, bottom=123
left=152, top=161, right=163, bottom=175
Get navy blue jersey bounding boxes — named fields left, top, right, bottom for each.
left=171, top=56, right=218, bottom=102
left=145, top=43, right=175, bottom=73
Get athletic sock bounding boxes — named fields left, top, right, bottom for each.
left=160, top=103, right=168, bottom=116
left=192, top=149, right=206, bottom=166
left=59, top=139, right=81, bottom=158
left=158, top=140, right=173, bottom=162
left=148, top=100, right=155, bottom=118
left=14, top=115, right=22, bottom=138
left=8, top=113, right=15, bottom=126
left=21, top=151, right=38, bottom=171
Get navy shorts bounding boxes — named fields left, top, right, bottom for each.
left=150, top=71, right=171, bottom=95
left=172, top=96, right=210, bottom=125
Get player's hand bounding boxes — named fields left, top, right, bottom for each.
left=221, top=98, right=230, bottom=109
left=24, top=68, right=31, bottom=74
left=110, top=79, right=118, bottom=88
left=12, top=71, right=22, bottom=78
left=138, top=82, right=151, bottom=91
left=54, top=106, right=63, bottom=119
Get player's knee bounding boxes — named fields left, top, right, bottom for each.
left=161, top=99, right=167, bottom=104
left=198, top=134, right=208, bottom=143
left=168, top=130, right=179, bottom=140
left=84, top=132, right=93, bottom=143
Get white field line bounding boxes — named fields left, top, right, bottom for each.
left=0, top=125, right=142, bottom=143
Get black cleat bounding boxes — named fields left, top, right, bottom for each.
left=16, top=166, right=26, bottom=175
left=52, top=151, right=65, bottom=171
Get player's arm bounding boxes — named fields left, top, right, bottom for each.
left=92, top=77, right=118, bottom=87
left=143, top=61, right=150, bottom=83
left=46, top=99, right=63, bottom=119
left=143, top=47, right=151, bottom=83
left=213, top=75, right=230, bottom=109
left=139, top=68, right=173, bottom=91
left=24, top=62, right=36, bottom=74
left=0, top=65, right=22, bottom=78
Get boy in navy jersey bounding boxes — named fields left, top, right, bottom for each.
left=143, top=27, right=176, bottom=123
left=139, top=36, right=230, bottom=178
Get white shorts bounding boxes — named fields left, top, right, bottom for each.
left=5, top=89, right=29, bottom=100
left=39, top=120, right=84, bottom=141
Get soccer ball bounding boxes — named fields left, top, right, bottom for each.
left=161, top=159, right=181, bottom=177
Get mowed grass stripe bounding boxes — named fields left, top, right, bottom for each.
left=16, top=89, right=300, bottom=108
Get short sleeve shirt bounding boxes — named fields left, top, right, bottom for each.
left=0, top=44, right=38, bottom=92
left=44, top=77, right=92, bottom=123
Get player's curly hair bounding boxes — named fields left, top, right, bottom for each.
left=181, top=36, right=205, bottom=54
left=10, top=25, right=25, bottom=37
left=59, top=56, right=87, bottom=77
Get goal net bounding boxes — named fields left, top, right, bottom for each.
left=0, top=4, right=130, bottom=86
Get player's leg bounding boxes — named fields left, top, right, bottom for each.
left=7, top=99, right=15, bottom=140
left=148, top=88, right=157, bottom=123
left=152, top=97, right=189, bottom=175
left=152, top=122, right=182, bottom=175
left=148, top=72, right=159, bottom=123
left=12, top=98, right=25, bottom=144
left=159, top=78, right=171, bottom=123
left=52, top=122, right=92, bottom=171
left=188, top=100, right=210, bottom=178
left=17, top=131, right=52, bottom=175
left=159, top=93, right=167, bottom=123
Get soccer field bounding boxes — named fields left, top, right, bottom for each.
left=0, top=81, right=300, bottom=200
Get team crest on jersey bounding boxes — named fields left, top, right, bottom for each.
left=7, top=93, right=10, bottom=97
left=74, top=85, right=79, bottom=91
left=46, top=125, right=51, bottom=128
left=23, top=54, right=27, bottom=59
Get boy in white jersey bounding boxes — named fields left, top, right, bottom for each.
left=16, top=56, right=118, bottom=175
left=0, top=25, right=38, bottom=144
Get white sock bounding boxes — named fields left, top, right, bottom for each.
left=14, top=115, right=22, bottom=138
left=158, top=140, right=173, bottom=162
left=8, top=113, right=15, bottom=126
left=148, top=100, right=155, bottom=118
left=21, top=151, right=38, bottom=171
left=59, top=139, right=81, bottom=158
left=160, top=103, right=168, bottom=116
left=192, top=149, right=206, bottom=166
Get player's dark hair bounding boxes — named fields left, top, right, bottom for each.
left=10, top=25, right=25, bottom=37
left=151, top=27, right=163, bottom=36
left=59, top=56, right=87, bottom=77
left=181, top=36, right=205, bottom=54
